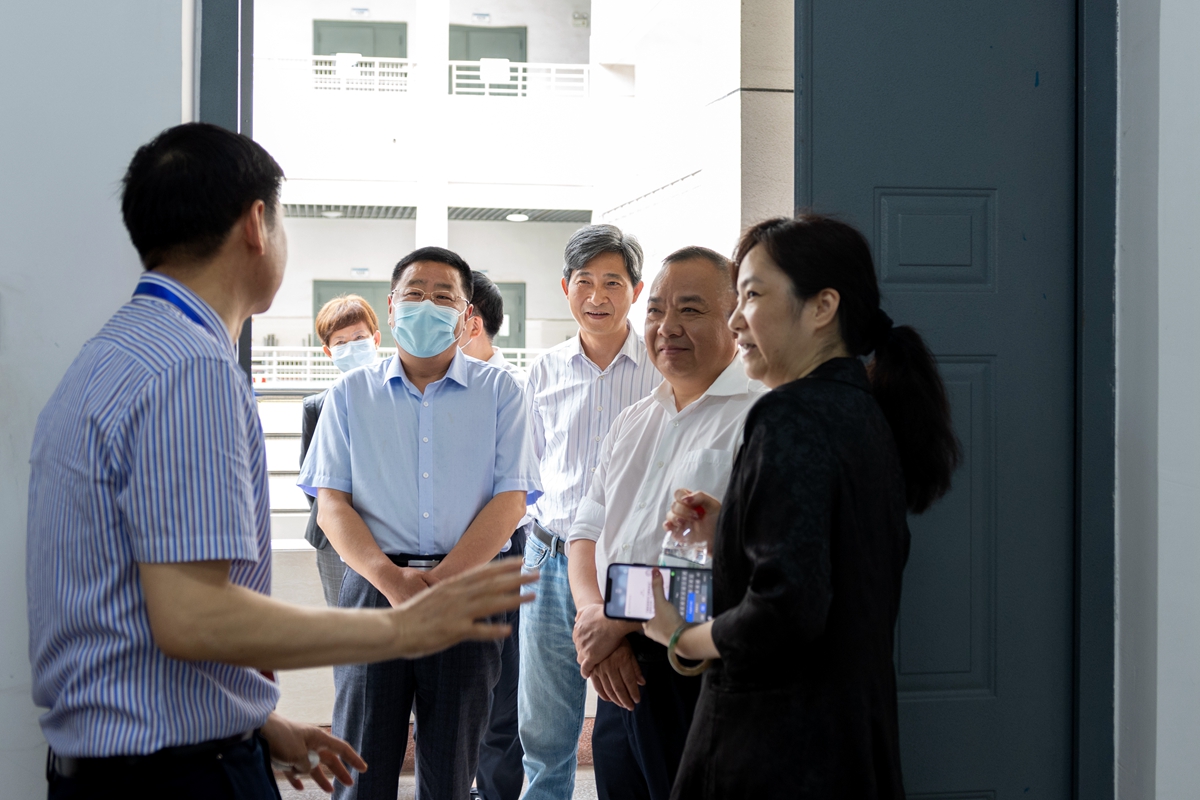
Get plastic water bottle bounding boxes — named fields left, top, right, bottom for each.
left=659, top=506, right=711, bottom=568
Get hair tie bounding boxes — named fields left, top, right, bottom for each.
left=871, top=309, right=894, bottom=351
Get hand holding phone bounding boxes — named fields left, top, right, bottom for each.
left=604, top=563, right=713, bottom=623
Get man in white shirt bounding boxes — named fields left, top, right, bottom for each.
left=459, top=270, right=527, bottom=800
left=518, top=225, right=661, bottom=800
left=566, top=247, right=765, bottom=800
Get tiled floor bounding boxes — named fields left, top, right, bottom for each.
left=278, top=766, right=598, bottom=800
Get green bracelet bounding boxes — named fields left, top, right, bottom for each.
left=667, top=622, right=711, bottom=677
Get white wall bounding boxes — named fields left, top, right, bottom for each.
left=590, top=0, right=792, bottom=321
left=1115, top=0, right=1200, bottom=797
left=254, top=216, right=580, bottom=347
left=1150, top=0, right=1200, bottom=796
left=256, top=216, right=418, bottom=345
left=0, top=2, right=182, bottom=794
left=449, top=219, right=579, bottom=332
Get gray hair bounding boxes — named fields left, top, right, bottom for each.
left=563, top=224, right=644, bottom=284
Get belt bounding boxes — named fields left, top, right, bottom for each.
left=388, top=553, right=447, bottom=570
left=531, top=523, right=568, bottom=559
left=47, top=730, right=256, bottom=779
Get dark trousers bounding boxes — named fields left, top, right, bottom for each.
left=474, top=604, right=524, bottom=800
left=333, top=567, right=503, bottom=800
left=476, top=532, right=526, bottom=800
left=47, top=735, right=280, bottom=800
left=592, top=636, right=703, bottom=800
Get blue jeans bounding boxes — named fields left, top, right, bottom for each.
left=518, top=531, right=587, bottom=800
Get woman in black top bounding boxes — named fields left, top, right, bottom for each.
left=643, top=214, right=960, bottom=799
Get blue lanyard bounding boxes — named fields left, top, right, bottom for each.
left=133, top=280, right=213, bottom=333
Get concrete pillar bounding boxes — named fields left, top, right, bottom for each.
left=412, top=0, right=450, bottom=248
left=739, top=0, right=795, bottom=226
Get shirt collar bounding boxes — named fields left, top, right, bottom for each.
left=383, top=347, right=471, bottom=391
left=487, top=349, right=510, bottom=368
left=134, top=272, right=232, bottom=353
left=651, top=355, right=754, bottom=414
left=569, top=322, right=645, bottom=370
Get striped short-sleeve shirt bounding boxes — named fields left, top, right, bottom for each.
left=524, top=324, right=661, bottom=537
left=26, top=272, right=278, bottom=757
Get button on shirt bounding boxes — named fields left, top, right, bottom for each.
left=525, top=325, right=661, bottom=537
left=567, top=357, right=766, bottom=584
left=298, top=350, right=542, bottom=555
left=26, top=272, right=277, bottom=757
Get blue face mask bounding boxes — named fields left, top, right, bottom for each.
left=329, top=338, right=377, bottom=372
left=391, top=300, right=462, bottom=358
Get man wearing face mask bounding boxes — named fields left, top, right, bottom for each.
left=301, top=294, right=382, bottom=607
left=299, top=247, right=542, bottom=800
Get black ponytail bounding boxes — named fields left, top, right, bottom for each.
left=734, top=214, right=960, bottom=514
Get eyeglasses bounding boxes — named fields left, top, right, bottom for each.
left=392, top=287, right=465, bottom=308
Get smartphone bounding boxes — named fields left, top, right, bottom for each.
left=604, top=563, right=713, bottom=623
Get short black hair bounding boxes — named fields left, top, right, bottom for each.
left=469, top=272, right=505, bottom=339
left=121, top=122, right=284, bottom=270
left=391, top=246, right=474, bottom=302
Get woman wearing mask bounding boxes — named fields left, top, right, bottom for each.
left=643, top=214, right=960, bottom=798
left=302, top=294, right=381, bottom=606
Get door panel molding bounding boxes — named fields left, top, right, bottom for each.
left=897, top=358, right=996, bottom=699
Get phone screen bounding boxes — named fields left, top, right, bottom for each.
left=604, top=563, right=713, bottom=623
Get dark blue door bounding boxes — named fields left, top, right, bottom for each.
left=800, top=2, right=1077, bottom=796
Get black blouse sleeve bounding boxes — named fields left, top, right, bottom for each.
left=710, top=393, right=838, bottom=669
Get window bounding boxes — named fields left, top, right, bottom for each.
left=313, top=20, right=407, bottom=58
left=449, top=25, right=527, bottom=62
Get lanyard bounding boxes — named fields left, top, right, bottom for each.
left=133, top=280, right=216, bottom=336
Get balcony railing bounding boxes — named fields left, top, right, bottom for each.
left=260, top=57, right=589, bottom=98
left=448, top=59, right=589, bottom=98
left=312, top=55, right=414, bottom=92
left=251, top=346, right=545, bottom=388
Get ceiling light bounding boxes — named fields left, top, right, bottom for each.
left=321, top=210, right=344, bottom=219
left=505, top=213, right=529, bottom=222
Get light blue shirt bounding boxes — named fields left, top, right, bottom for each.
left=27, top=272, right=277, bottom=756
left=298, top=349, right=542, bottom=555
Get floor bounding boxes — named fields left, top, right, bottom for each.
left=277, top=766, right=599, bottom=800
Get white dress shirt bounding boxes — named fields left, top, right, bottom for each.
left=525, top=324, right=662, bottom=537
left=567, top=356, right=766, bottom=587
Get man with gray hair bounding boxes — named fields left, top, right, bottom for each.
left=518, top=224, right=661, bottom=799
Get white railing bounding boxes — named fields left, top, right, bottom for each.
left=312, top=55, right=414, bottom=92
left=448, top=59, right=589, bottom=98
left=252, top=346, right=545, bottom=387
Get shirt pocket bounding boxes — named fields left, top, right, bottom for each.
left=668, top=448, right=735, bottom=500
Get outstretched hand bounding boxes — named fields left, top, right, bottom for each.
left=390, top=559, right=537, bottom=659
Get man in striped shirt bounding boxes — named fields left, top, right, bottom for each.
left=518, top=225, right=661, bottom=800
left=26, top=123, right=532, bottom=800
